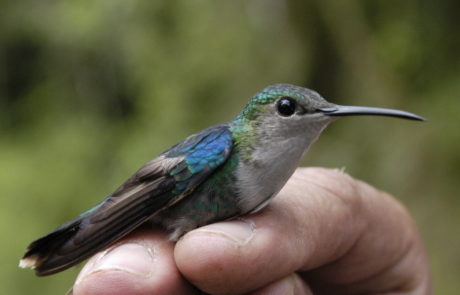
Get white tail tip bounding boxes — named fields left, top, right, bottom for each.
left=19, top=257, right=37, bottom=269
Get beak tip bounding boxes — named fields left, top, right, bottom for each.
left=401, top=113, right=426, bottom=121
left=417, top=116, right=427, bottom=122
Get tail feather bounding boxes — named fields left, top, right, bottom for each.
left=19, top=218, right=83, bottom=275
left=20, top=184, right=176, bottom=275
left=20, top=170, right=180, bottom=276
left=20, top=197, right=167, bottom=276
left=20, top=207, right=159, bottom=276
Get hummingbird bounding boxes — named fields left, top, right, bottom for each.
left=20, top=84, right=424, bottom=276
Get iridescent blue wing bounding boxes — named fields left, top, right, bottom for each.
left=113, top=123, right=233, bottom=200
left=21, top=124, right=233, bottom=275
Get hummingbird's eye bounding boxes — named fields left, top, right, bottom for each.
left=276, top=97, right=297, bottom=117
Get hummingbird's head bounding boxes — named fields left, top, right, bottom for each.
left=238, top=84, right=335, bottom=123
left=234, top=84, right=339, bottom=145
left=234, top=83, right=424, bottom=145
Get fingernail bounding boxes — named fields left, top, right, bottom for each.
left=75, top=242, right=154, bottom=284
left=192, top=219, right=255, bottom=245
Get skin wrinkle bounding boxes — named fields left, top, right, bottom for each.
left=298, top=170, right=424, bottom=294
left=277, top=206, right=313, bottom=274
left=265, top=168, right=379, bottom=293
left=311, top=226, right=389, bottom=285
left=245, top=208, right=300, bottom=289
left=76, top=239, right=157, bottom=286
left=358, top=192, right=417, bottom=284
left=317, top=239, right=415, bottom=294
left=176, top=233, right=263, bottom=294
left=356, top=248, right=418, bottom=294
left=291, top=169, right=367, bottom=271
left=302, top=231, right=366, bottom=283
left=373, top=216, right=429, bottom=294
left=294, top=168, right=364, bottom=230
left=261, top=194, right=315, bottom=273
left=385, top=242, right=420, bottom=292
left=360, top=211, right=417, bottom=290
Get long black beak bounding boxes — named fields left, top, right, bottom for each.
left=319, top=105, right=425, bottom=121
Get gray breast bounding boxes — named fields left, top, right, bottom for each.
left=235, top=135, right=310, bottom=214
left=234, top=113, right=331, bottom=214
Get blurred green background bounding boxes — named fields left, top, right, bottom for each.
left=1, top=0, right=458, bottom=294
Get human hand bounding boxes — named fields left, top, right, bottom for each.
left=71, top=168, right=431, bottom=294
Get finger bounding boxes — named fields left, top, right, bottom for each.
left=174, top=168, right=429, bottom=294
left=304, top=175, right=431, bottom=294
left=249, top=273, right=313, bottom=295
left=72, top=227, right=195, bottom=295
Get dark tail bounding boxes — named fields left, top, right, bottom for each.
left=20, top=175, right=178, bottom=276
left=20, top=207, right=157, bottom=276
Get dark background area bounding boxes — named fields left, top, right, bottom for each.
left=1, top=1, right=458, bottom=294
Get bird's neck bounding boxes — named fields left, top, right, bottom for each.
left=228, top=116, right=332, bottom=213
left=228, top=120, right=307, bottom=214
left=229, top=116, right=325, bottom=166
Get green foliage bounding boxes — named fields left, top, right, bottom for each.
left=0, top=0, right=458, bottom=293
